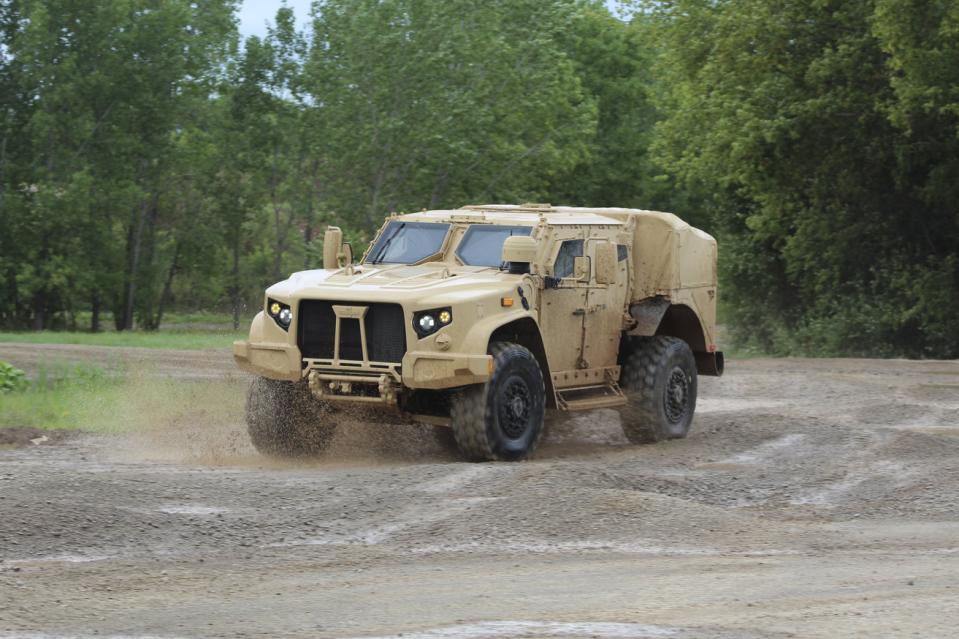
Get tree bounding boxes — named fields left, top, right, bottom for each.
left=549, top=3, right=684, bottom=214
left=0, top=0, right=236, bottom=330
left=306, top=0, right=597, bottom=233
left=650, top=0, right=959, bottom=357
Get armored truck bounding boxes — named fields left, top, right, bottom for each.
left=234, top=204, right=723, bottom=461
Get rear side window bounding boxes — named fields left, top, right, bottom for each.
left=553, top=239, right=584, bottom=278
left=617, top=244, right=628, bottom=262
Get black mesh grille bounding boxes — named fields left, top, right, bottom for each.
left=297, top=300, right=406, bottom=363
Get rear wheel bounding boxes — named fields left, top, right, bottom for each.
left=618, top=336, right=697, bottom=444
left=246, top=376, right=337, bottom=457
left=450, top=342, right=546, bottom=461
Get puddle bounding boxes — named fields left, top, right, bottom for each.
left=722, top=433, right=806, bottom=464
left=346, top=621, right=681, bottom=639
left=157, top=505, right=230, bottom=515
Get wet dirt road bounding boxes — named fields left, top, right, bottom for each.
left=1, top=346, right=958, bottom=638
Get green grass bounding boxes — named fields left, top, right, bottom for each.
left=0, top=330, right=243, bottom=350
left=0, top=362, right=245, bottom=432
left=0, top=364, right=127, bottom=431
left=68, top=310, right=239, bottom=328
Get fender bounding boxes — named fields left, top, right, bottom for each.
left=460, top=309, right=541, bottom=355
left=626, top=298, right=724, bottom=377
left=626, top=296, right=671, bottom=336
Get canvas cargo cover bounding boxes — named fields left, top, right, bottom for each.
left=599, top=209, right=717, bottom=303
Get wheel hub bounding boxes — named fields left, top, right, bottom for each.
left=499, top=377, right=532, bottom=439
left=664, top=367, right=690, bottom=423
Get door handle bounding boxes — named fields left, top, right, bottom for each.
left=573, top=304, right=607, bottom=316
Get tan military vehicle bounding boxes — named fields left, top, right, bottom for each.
left=234, top=204, right=723, bottom=461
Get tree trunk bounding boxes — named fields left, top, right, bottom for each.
left=31, top=296, right=44, bottom=331
left=121, top=199, right=149, bottom=330
left=122, top=196, right=151, bottom=331
left=231, top=237, right=241, bottom=331
left=91, top=292, right=101, bottom=333
left=0, top=130, right=7, bottom=200
left=154, top=244, right=180, bottom=330
left=303, top=158, right=321, bottom=269
left=139, top=194, right=161, bottom=330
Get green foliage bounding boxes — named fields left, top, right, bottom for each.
left=1, top=0, right=957, bottom=357
left=650, top=0, right=959, bottom=357
left=306, top=0, right=597, bottom=232
left=0, top=361, right=27, bottom=394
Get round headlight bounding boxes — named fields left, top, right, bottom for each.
left=418, top=314, right=436, bottom=332
left=278, top=307, right=293, bottom=327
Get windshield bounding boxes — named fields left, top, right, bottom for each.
left=456, top=225, right=533, bottom=267
left=366, top=222, right=451, bottom=265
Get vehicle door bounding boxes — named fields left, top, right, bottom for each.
left=537, top=229, right=588, bottom=373
left=581, top=234, right=630, bottom=370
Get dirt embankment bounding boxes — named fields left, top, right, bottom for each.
left=1, top=345, right=958, bottom=638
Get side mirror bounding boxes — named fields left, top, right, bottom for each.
left=323, top=226, right=352, bottom=269
left=573, top=255, right=590, bottom=280
left=502, top=236, right=537, bottom=265
left=594, top=242, right=617, bottom=284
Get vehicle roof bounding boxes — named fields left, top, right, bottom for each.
left=397, top=204, right=641, bottom=227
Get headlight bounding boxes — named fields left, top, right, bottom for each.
left=418, top=314, right=436, bottom=332
left=413, top=307, right=452, bottom=338
left=267, top=298, right=292, bottom=331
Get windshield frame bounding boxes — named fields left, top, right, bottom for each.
left=364, top=221, right=452, bottom=265
left=454, top=224, right=534, bottom=268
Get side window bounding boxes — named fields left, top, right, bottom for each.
left=553, top=239, right=584, bottom=278
left=617, top=244, right=628, bottom=262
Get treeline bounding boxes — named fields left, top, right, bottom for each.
left=0, top=0, right=956, bottom=357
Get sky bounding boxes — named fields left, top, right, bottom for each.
left=237, top=1, right=626, bottom=39
left=238, top=0, right=313, bottom=39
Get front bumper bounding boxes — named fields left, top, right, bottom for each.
left=234, top=340, right=492, bottom=390
left=233, top=341, right=301, bottom=382
left=402, top=351, right=492, bottom=389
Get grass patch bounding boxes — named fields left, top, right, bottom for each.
left=0, top=363, right=127, bottom=431
left=0, top=362, right=245, bottom=433
left=0, top=330, right=243, bottom=350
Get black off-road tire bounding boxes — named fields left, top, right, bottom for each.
left=245, top=376, right=337, bottom=457
left=618, top=336, right=697, bottom=444
left=450, top=342, right=546, bottom=462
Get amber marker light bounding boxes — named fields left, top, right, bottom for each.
left=269, top=302, right=281, bottom=316
left=439, top=310, right=452, bottom=324
left=501, top=297, right=514, bottom=307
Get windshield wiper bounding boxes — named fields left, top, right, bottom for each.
left=370, top=222, right=405, bottom=265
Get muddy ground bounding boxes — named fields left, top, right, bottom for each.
left=0, top=344, right=958, bottom=638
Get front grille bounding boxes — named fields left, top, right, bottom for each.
left=297, top=300, right=406, bottom=363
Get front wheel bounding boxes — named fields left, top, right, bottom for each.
left=450, top=342, right=546, bottom=461
left=618, top=336, right=698, bottom=444
left=246, top=376, right=337, bottom=457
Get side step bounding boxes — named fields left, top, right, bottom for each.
left=555, top=383, right=627, bottom=411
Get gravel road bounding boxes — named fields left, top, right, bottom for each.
left=1, top=345, right=958, bottom=638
